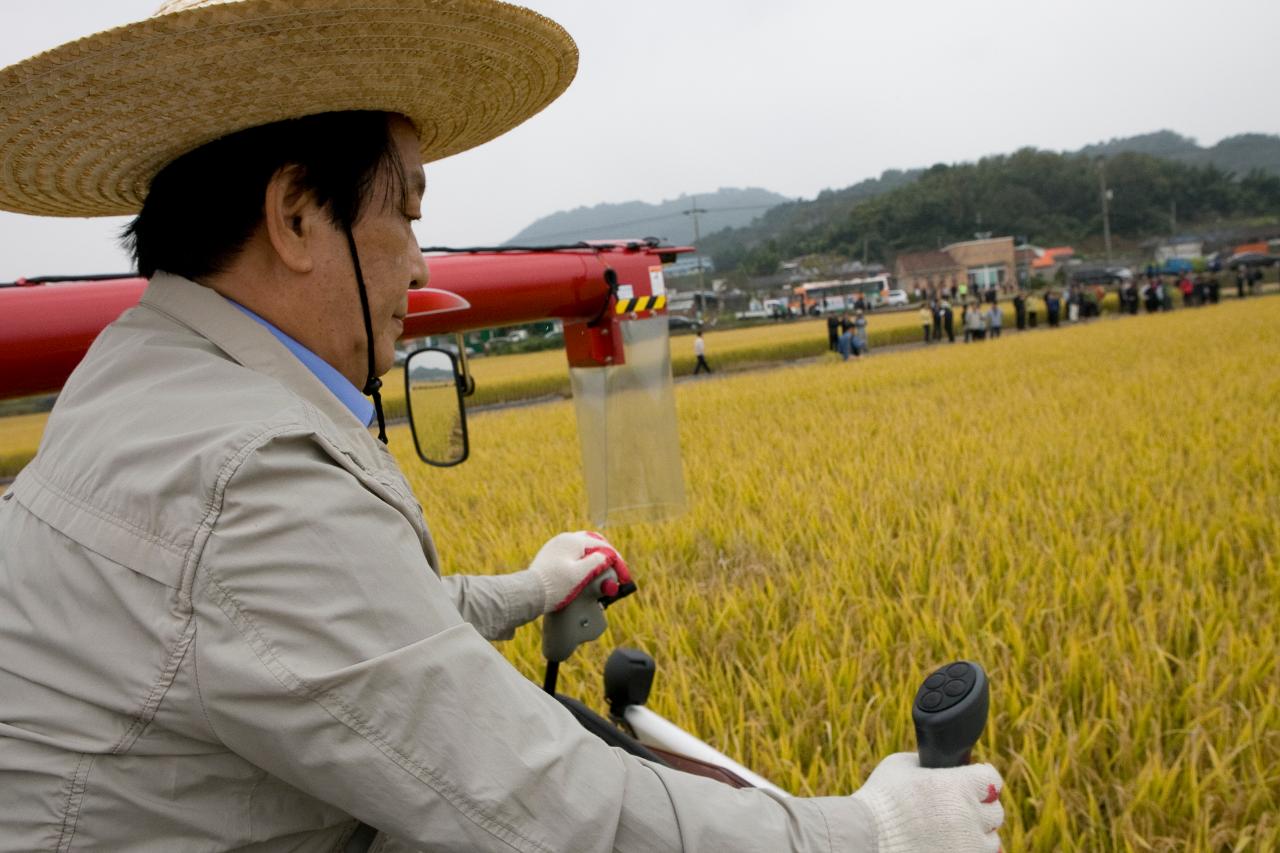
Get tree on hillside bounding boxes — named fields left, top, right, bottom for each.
left=705, top=148, right=1280, bottom=271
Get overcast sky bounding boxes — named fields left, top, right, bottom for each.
left=2, top=0, right=1278, bottom=280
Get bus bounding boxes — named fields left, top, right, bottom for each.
left=793, top=274, right=891, bottom=314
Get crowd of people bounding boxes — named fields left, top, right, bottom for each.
left=1115, top=267, right=1267, bottom=313
left=872, top=265, right=1272, bottom=353
left=825, top=310, right=869, bottom=359
left=913, top=298, right=1009, bottom=344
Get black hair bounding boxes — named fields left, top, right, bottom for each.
left=123, top=111, right=407, bottom=280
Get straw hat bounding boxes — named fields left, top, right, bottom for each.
left=0, top=0, right=577, bottom=217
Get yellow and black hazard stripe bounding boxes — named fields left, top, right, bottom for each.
left=614, top=294, right=667, bottom=314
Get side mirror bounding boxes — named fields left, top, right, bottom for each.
left=404, top=347, right=469, bottom=467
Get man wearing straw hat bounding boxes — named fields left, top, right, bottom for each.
left=0, top=2, right=1004, bottom=851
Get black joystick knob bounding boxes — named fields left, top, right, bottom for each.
left=912, top=660, right=989, bottom=769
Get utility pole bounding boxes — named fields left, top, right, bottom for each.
left=683, top=196, right=708, bottom=321
left=1098, top=159, right=1113, bottom=265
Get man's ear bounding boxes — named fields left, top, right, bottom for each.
left=263, top=165, right=320, bottom=274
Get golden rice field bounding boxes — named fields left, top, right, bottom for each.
left=377, top=308, right=933, bottom=416
left=392, top=297, right=1280, bottom=852
left=0, top=412, right=52, bottom=480
left=0, top=310, right=926, bottom=476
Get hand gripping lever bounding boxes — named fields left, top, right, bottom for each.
left=541, top=569, right=636, bottom=694
left=912, top=660, right=989, bottom=768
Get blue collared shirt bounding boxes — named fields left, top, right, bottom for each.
left=230, top=301, right=375, bottom=428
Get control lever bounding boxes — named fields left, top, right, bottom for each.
left=542, top=568, right=634, bottom=694
left=912, top=660, right=989, bottom=768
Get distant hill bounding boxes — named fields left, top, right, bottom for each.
left=502, top=130, right=1280, bottom=270
left=1077, top=130, right=1280, bottom=176
left=701, top=144, right=1280, bottom=277
left=503, top=187, right=790, bottom=246
left=699, top=169, right=921, bottom=270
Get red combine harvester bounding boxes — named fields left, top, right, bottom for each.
left=2, top=238, right=691, bottom=527
left=0, top=240, right=681, bottom=400
left=0, top=241, right=990, bottom=796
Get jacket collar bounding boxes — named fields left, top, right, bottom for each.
left=137, top=272, right=437, bottom=568
left=139, top=272, right=374, bottom=440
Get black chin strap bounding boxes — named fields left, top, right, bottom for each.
left=343, top=225, right=388, bottom=444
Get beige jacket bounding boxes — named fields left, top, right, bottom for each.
left=0, top=273, right=877, bottom=851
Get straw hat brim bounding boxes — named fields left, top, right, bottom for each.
left=0, top=0, right=577, bottom=217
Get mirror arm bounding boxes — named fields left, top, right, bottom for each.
left=453, top=333, right=476, bottom=397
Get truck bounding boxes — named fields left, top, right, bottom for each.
left=733, top=297, right=793, bottom=321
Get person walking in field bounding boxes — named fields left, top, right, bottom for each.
left=985, top=303, right=1003, bottom=339
left=918, top=303, right=933, bottom=343
left=693, top=330, right=712, bottom=374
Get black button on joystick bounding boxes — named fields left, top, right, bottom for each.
left=912, top=660, right=989, bottom=769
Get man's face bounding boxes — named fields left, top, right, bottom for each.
left=345, top=117, right=428, bottom=380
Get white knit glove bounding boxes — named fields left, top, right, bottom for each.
left=527, top=531, right=632, bottom=614
left=852, top=753, right=1004, bottom=853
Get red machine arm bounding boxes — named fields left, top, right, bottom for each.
left=0, top=242, right=688, bottom=400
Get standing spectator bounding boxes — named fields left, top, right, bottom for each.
left=1208, top=275, right=1220, bottom=304
left=693, top=330, right=712, bottom=374
left=1160, top=279, right=1174, bottom=312
left=836, top=325, right=853, bottom=361
left=986, top=303, right=1003, bottom=339
left=918, top=303, right=933, bottom=343
left=1143, top=280, right=1161, bottom=313
left=1067, top=287, right=1081, bottom=323
left=840, top=312, right=853, bottom=337
left=1250, top=266, right=1263, bottom=294
left=964, top=301, right=986, bottom=342
left=1013, top=290, right=1027, bottom=330
left=940, top=298, right=955, bottom=342
left=1125, top=280, right=1140, bottom=314
left=932, top=299, right=943, bottom=342
left=1184, top=276, right=1198, bottom=308
left=1235, top=268, right=1247, bottom=299
left=985, top=286, right=997, bottom=305
left=826, top=314, right=839, bottom=351
left=852, top=309, right=868, bottom=356
left=1046, top=290, right=1061, bottom=327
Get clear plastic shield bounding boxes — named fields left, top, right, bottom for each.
left=570, top=317, right=686, bottom=527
